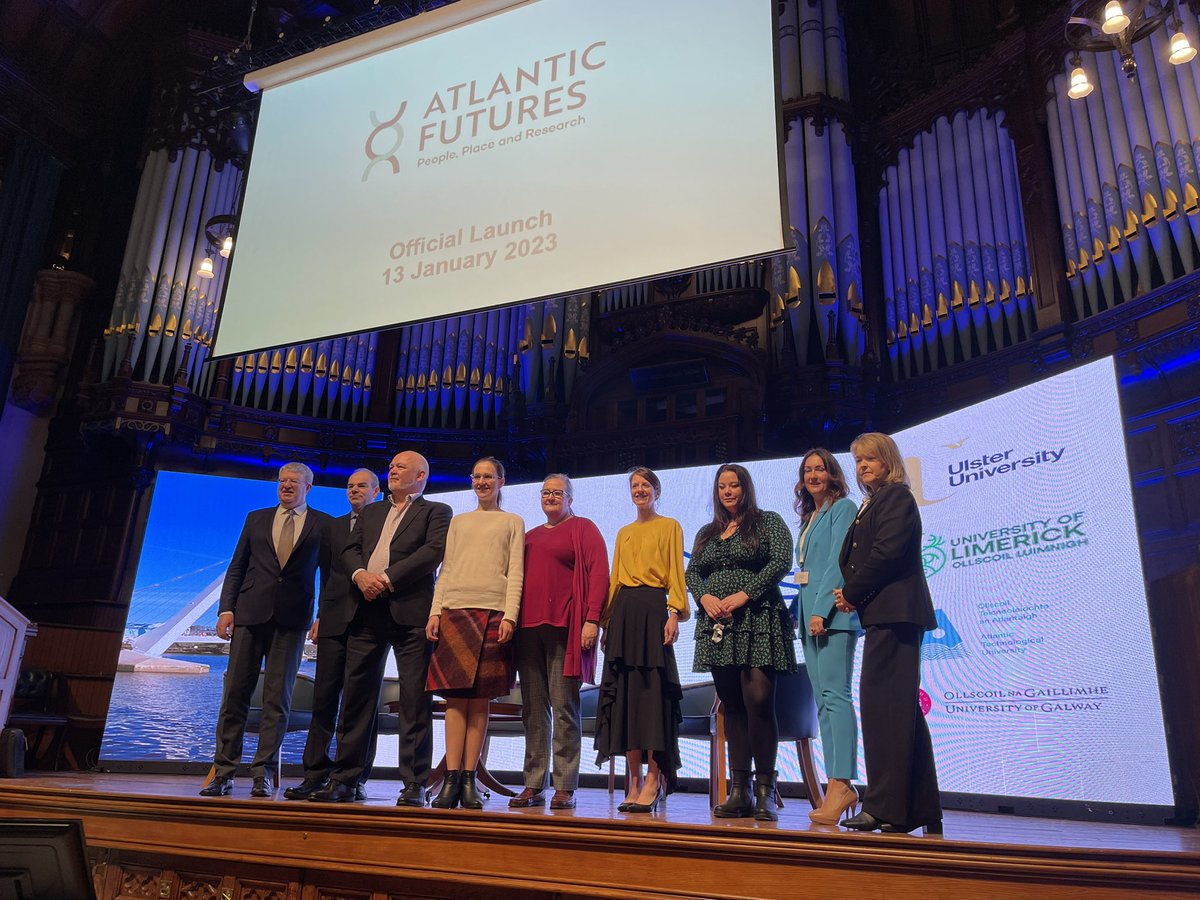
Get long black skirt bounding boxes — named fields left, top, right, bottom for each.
left=593, top=586, right=683, bottom=793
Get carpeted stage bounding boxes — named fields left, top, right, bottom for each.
left=0, top=773, right=1195, bottom=899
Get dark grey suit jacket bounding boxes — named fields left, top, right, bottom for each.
left=342, top=495, right=452, bottom=627
left=218, top=505, right=333, bottom=631
left=315, top=510, right=359, bottom=638
left=838, top=483, right=937, bottom=629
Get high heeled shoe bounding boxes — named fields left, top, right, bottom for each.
left=624, top=784, right=664, bottom=813
left=809, top=782, right=859, bottom=825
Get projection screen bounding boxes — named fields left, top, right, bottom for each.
left=213, top=0, right=789, bottom=358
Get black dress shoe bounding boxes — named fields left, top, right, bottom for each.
left=199, top=776, right=233, bottom=797
left=310, top=781, right=356, bottom=802
left=880, top=820, right=943, bottom=835
left=283, top=777, right=329, bottom=800
left=841, top=810, right=884, bottom=831
left=396, top=782, right=425, bottom=807
left=250, top=776, right=274, bottom=797
left=355, top=784, right=368, bottom=801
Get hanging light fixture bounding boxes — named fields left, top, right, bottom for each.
left=196, top=253, right=215, bottom=279
left=1065, top=0, right=1192, bottom=95
left=205, top=213, right=238, bottom=260
left=1169, top=10, right=1198, bottom=63
left=1102, top=1, right=1131, bottom=34
left=1068, top=53, right=1096, bottom=97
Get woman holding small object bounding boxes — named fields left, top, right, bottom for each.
left=686, top=463, right=795, bottom=822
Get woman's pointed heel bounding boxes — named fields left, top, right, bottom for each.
left=624, top=784, right=664, bottom=813
left=809, top=782, right=859, bottom=826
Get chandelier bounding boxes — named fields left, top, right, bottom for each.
left=1065, top=0, right=1197, bottom=99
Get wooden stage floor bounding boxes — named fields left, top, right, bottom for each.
left=0, top=773, right=1196, bottom=899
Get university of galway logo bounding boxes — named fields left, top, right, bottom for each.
left=363, top=101, right=408, bottom=182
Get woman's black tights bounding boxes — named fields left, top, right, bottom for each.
left=712, top=665, right=778, bottom=775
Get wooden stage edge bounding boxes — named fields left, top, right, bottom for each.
left=0, top=773, right=1197, bottom=900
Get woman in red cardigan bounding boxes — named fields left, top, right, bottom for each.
left=509, top=474, right=610, bottom=811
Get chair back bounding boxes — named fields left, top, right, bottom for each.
left=678, top=681, right=717, bottom=738
left=579, top=686, right=599, bottom=737
left=774, top=668, right=819, bottom=740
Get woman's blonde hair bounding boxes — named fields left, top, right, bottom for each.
left=849, top=432, right=910, bottom=494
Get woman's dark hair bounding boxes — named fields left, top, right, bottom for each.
left=693, top=463, right=763, bottom=558
left=473, top=456, right=506, bottom=507
left=793, top=448, right=849, bottom=520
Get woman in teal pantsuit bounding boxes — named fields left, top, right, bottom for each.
left=794, top=448, right=860, bottom=825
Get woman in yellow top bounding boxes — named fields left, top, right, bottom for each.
left=594, top=467, right=689, bottom=813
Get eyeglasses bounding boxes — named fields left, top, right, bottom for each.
left=470, top=473, right=497, bottom=481
left=540, top=489, right=566, bottom=498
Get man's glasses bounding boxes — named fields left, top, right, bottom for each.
left=540, top=489, right=566, bottom=498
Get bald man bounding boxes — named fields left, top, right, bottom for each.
left=310, top=451, right=452, bottom=805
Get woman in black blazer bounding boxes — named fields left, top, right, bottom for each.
left=833, top=432, right=942, bottom=834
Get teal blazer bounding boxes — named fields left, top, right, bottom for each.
left=797, top=497, right=860, bottom=631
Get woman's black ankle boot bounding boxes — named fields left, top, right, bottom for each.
left=431, top=770, right=462, bottom=809
left=714, top=770, right=753, bottom=818
left=459, top=770, right=485, bottom=809
left=753, top=771, right=780, bottom=822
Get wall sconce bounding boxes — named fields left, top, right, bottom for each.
left=1065, top=0, right=1196, bottom=97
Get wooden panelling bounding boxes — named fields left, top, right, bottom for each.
left=0, top=775, right=1197, bottom=900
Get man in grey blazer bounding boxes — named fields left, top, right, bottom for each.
left=310, top=450, right=451, bottom=805
left=201, top=461, right=332, bottom=798
left=284, top=468, right=381, bottom=800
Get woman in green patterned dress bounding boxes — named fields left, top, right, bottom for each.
left=686, top=463, right=796, bottom=821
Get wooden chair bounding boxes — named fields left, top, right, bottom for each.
left=414, top=688, right=522, bottom=799
left=712, top=667, right=825, bottom=809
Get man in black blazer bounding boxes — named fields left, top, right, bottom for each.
left=283, top=468, right=381, bottom=800
left=201, top=462, right=332, bottom=798
left=310, top=450, right=452, bottom=805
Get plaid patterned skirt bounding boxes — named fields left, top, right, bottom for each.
left=426, top=608, right=515, bottom=699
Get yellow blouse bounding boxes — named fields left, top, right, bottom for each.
left=603, top=516, right=690, bottom=624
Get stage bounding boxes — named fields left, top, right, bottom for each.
left=0, top=773, right=1195, bottom=899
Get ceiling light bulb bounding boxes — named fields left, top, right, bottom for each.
left=1068, top=65, right=1094, bottom=99
left=1169, top=30, right=1197, bottom=65
left=196, top=256, right=215, bottom=279
left=220, top=235, right=234, bottom=258
left=1102, top=1, right=1130, bottom=35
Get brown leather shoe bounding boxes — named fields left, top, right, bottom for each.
left=508, top=787, right=545, bottom=808
left=549, top=790, right=576, bottom=809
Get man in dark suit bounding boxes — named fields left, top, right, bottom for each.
left=310, top=450, right=452, bottom=805
left=201, top=462, right=332, bottom=798
left=283, top=468, right=381, bottom=801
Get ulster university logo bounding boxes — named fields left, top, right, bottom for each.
left=363, top=101, right=408, bottom=182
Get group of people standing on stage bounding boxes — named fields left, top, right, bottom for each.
left=200, top=432, right=941, bottom=835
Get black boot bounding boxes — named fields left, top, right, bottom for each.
left=713, top=770, right=753, bottom=818
left=459, top=770, right=485, bottom=809
left=430, top=771, right=462, bottom=809
left=753, top=771, right=780, bottom=822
